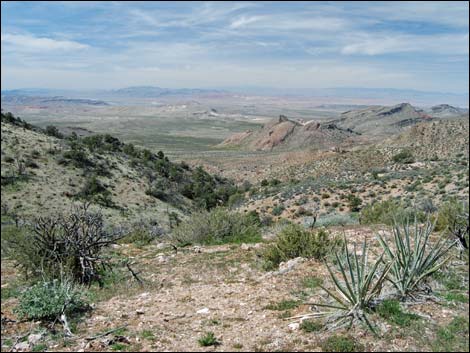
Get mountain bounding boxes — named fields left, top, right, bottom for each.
left=383, top=115, right=469, bottom=160
left=332, top=102, right=433, bottom=137
left=426, top=104, right=469, bottom=118
left=219, top=115, right=357, bottom=151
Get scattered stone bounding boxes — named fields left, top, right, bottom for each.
left=136, top=308, right=145, bottom=315
left=197, top=307, right=210, bottom=314
left=156, top=255, right=169, bottom=263
left=156, top=242, right=170, bottom=250
left=13, top=342, right=30, bottom=351
left=288, top=322, right=300, bottom=331
left=278, top=257, right=306, bottom=274
left=28, top=333, right=43, bottom=345
left=241, top=243, right=262, bottom=251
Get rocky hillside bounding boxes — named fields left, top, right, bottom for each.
left=219, top=115, right=358, bottom=151
left=1, top=112, right=239, bottom=229
left=383, top=115, right=470, bottom=160
left=332, top=102, right=433, bottom=137
left=426, top=104, right=469, bottom=118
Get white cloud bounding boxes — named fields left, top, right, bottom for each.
left=1, top=33, right=89, bottom=52
left=229, top=16, right=264, bottom=29
left=341, top=33, right=469, bottom=56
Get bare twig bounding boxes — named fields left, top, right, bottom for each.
left=126, top=262, right=143, bottom=286
left=84, top=324, right=129, bottom=341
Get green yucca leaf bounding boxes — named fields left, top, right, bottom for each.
left=378, top=217, right=455, bottom=297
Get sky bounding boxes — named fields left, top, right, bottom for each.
left=1, top=1, right=469, bottom=93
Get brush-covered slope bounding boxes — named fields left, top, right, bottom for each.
left=383, top=115, right=469, bottom=160
left=219, top=115, right=357, bottom=151
left=333, top=102, right=432, bottom=137
left=1, top=112, right=238, bottom=228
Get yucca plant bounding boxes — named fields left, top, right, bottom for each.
left=309, top=239, right=392, bottom=334
left=377, top=217, right=456, bottom=298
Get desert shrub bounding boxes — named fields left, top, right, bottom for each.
left=261, top=224, right=342, bottom=270
left=77, top=176, right=116, bottom=207
left=227, top=192, right=245, bottom=209
left=61, top=145, right=92, bottom=168
left=300, top=319, right=323, bottom=332
left=377, top=217, right=455, bottom=298
left=392, top=149, right=415, bottom=164
left=3, top=155, right=15, bottom=163
left=25, top=159, right=39, bottom=169
left=170, top=208, right=261, bottom=246
left=360, top=199, right=425, bottom=225
left=45, top=125, right=63, bottom=139
left=321, top=335, right=364, bottom=352
left=375, top=299, right=419, bottom=327
left=120, top=219, right=164, bottom=245
left=271, top=204, right=285, bottom=216
left=180, top=166, right=238, bottom=210
left=2, top=204, right=124, bottom=284
left=313, top=239, right=392, bottom=334
left=198, top=332, right=219, bottom=347
left=347, top=194, right=362, bottom=212
left=434, top=199, right=469, bottom=240
left=315, top=213, right=358, bottom=227
left=14, top=279, right=87, bottom=321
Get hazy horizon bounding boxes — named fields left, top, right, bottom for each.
left=2, top=1, right=469, bottom=93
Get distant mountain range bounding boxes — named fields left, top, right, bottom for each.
left=2, top=86, right=468, bottom=107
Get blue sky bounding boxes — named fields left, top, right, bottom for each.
left=1, top=1, right=469, bottom=93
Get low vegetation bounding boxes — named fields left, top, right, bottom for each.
left=14, top=279, right=88, bottom=321
left=377, top=218, right=455, bottom=298
left=170, top=208, right=261, bottom=246
left=2, top=203, right=124, bottom=284
left=261, top=224, right=342, bottom=270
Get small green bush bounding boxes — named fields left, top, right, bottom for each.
left=375, top=299, right=419, bottom=327
left=271, top=204, right=285, bottom=216
left=261, top=224, right=342, bottom=270
left=198, top=332, right=219, bottom=347
left=392, top=149, right=415, bottom=164
left=14, top=279, right=87, bottom=321
left=360, top=199, right=425, bottom=225
left=300, top=319, right=323, bottom=332
left=170, top=208, right=261, bottom=245
left=321, top=335, right=364, bottom=352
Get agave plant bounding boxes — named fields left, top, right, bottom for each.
left=309, top=238, right=392, bottom=334
left=377, top=217, right=456, bottom=298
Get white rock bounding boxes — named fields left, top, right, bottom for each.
left=197, top=307, right=210, bottom=314
left=28, top=333, right=43, bottom=345
left=288, top=323, right=300, bottom=331
left=278, top=257, right=306, bottom=273
left=156, top=243, right=170, bottom=250
left=156, top=255, right=169, bottom=263
left=14, top=342, right=30, bottom=351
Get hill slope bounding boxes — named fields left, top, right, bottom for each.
left=333, top=102, right=432, bottom=137
left=219, top=115, right=357, bottom=151
left=1, top=112, right=238, bottom=229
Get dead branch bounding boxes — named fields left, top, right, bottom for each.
left=84, top=324, right=129, bottom=341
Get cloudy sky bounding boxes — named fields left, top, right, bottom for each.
left=1, top=1, right=469, bottom=93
